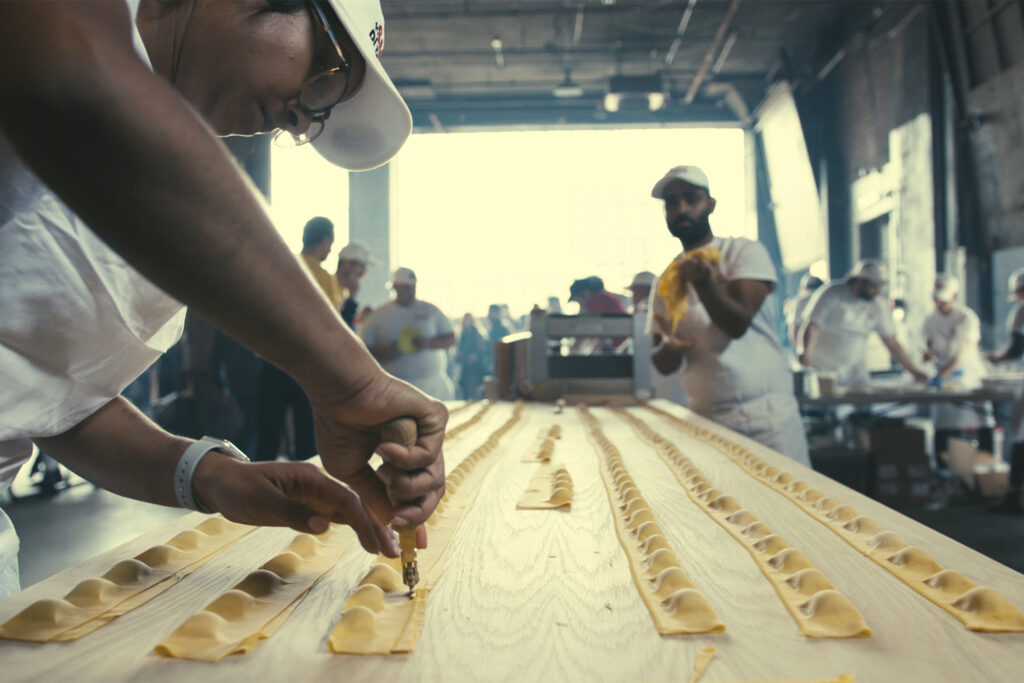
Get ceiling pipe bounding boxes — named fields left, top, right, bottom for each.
left=685, top=0, right=742, bottom=103
left=573, top=3, right=585, bottom=44
left=711, top=30, right=738, bottom=75
left=664, top=0, right=699, bottom=66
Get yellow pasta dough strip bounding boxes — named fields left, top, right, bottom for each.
left=644, top=403, right=1024, bottom=633
left=615, top=408, right=870, bottom=639
left=516, top=463, right=574, bottom=510
left=444, top=399, right=494, bottom=442
left=521, top=424, right=561, bottom=463
left=721, top=677, right=854, bottom=683
left=689, top=646, right=717, bottom=683
left=154, top=525, right=356, bottom=661
left=330, top=402, right=526, bottom=654
left=580, top=406, right=725, bottom=635
left=0, top=516, right=253, bottom=642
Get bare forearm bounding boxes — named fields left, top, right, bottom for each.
left=800, top=323, right=820, bottom=360
left=936, top=351, right=964, bottom=378
left=0, top=3, right=376, bottom=394
left=33, top=398, right=190, bottom=507
left=691, top=281, right=748, bottom=338
left=884, top=338, right=921, bottom=374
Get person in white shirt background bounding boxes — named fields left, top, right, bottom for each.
left=799, top=259, right=928, bottom=388
left=0, top=0, right=447, bottom=599
left=361, top=268, right=458, bottom=400
left=647, top=165, right=809, bottom=466
left=987, top=267, right=1024, bottom=513
left=784, top=273, right=824, bottom=349
left=922, top=274, right=995, bottom=461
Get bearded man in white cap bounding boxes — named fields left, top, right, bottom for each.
left=647, top=165, right=809, bottom=466
left=361, top=268, right=457, bottom=400
left=0, top=0, right=447, bottom=598
left=922, top=274, right=995, bottom=460
left=799, top=259, right=927, bottom=388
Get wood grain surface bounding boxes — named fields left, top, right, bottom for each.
left=1, top=400, right=1022, bottom=682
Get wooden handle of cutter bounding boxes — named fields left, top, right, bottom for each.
left=380, top=417, right=419, bottom=533
left=379, top=417, right=417, bottom=449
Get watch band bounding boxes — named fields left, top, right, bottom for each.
left=174, top=436, right=250, bottom=513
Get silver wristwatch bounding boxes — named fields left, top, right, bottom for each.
left=174, top=436, right=250, bottom=513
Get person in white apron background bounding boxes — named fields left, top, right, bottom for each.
left=922, top=274, right=995, bottom=461
left=646, top=165, right=809, bottom=466
left=799, top=259, right=928, bottom=388
left=0, top=0, right=447, bottom=599
left=784, top=273, right=824, bottom=350
left=988, top=267, right=1024, bottom=513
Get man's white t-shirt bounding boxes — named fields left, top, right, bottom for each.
left=923, top=305, right=992, bottom=430
left=360, top=300, right=455, bottom=400
left=1008, top=302, right=1024, bottom=444
left=803, top=281, right=894, bottom=387
left=646, top=236, right=808, bottom=465
left=923, top=305, right=986, bottom=388
left=0, top=0, right=185, bottom=598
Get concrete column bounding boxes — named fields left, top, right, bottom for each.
left=348, top=164, right=396, bottom=309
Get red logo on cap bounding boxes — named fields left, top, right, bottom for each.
left=369, top=22, right=384, bottom=58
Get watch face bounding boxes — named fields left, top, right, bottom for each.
left=205, top=437, right=249, bottom=462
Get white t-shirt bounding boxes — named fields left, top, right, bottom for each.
left=803, top=281, right=894, bottom=387
left=0, top=0, right=184, bottom=598
left=923, top=305, right=992, bottom=430
left=1008, top=302, right=1024, bottom=444
left=923, top=305, right=986, bottom=388
left=784, top=291, right=814, bottom=348
left=360, top=300, right=455, bottom=400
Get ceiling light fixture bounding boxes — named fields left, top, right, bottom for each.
left=604, top=73, right=666, bottom=112
left=553, top=68, right=584, bottom=98
left=491, top=36, right=505, bottom=70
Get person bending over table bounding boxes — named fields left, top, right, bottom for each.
left=0, top=0, right=446, bottom=599
left=798, top=259, right=928, bottom=389
left=922, top=274, right=995, bottom=460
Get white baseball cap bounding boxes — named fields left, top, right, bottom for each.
left=847, top=259, right=888, bottom=285
left=338, top=241, right=380, bottom=265
left=627, top=271, right=656, bottom=289
left=390, top=267, right=416, bottom=286
left=312, top=0, right=412, bottom=171
left=651, top=166, right=711, bottom=198
left=1009, top=267, right=1024, bottom=299
left=933, top=273, right=960, bottom=302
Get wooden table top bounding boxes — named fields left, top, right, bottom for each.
left=2, top=400, right=1022, bottom=682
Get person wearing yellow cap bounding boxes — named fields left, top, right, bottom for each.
left=922, top=274, right=995, bottom=461
left=0, top=0, right=445, bottom=598
left=647, top=165, right=809, bottom=466
left=799, top=259, right=928, bottom=388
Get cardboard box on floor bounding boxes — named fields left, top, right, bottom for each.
left=943, top=437, right=1010, bottom=498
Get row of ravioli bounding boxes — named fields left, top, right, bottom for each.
left=645, top=404, right=1024, bottom=633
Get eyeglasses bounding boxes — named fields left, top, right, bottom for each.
left=275, top=1, right=353, bottom=146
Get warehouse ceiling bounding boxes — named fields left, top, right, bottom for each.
left=378, top=0, right=886, bottom=131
